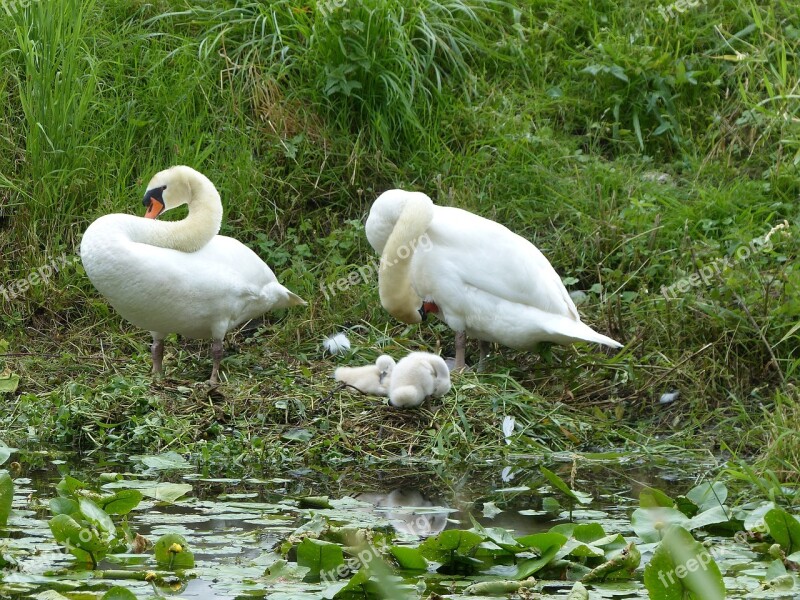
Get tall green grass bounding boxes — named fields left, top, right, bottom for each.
left=159, top=0, right=519, bottom=152
left=8, top=0, right=98, bottom=245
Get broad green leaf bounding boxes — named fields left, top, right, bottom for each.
left=469, top=517, right=522, bottom=552
left=631, top=507, right=691, bottom=543
left=102, top=587, right=138, bottom=600
left=515, top=532, right=568, bottom=553
left=139, top=483, right=192, bottom=502
left=49, top=497, right=79, bottom=517
left=389, top=546, right=427, bottom=570
left=0, top=442, right=11, bottom=466
left=154, top=533, right=195, bottom=569
left=573, top=523, right=607, bottom=543
left=49, top=513, right=107, bottom=565
left=282, top=428, right=314, bottom=442
left=686, top=482, right=728, bottom=512
left=513, top=542, right=561, bottom=579
left=643, top=525, right=725, bottom=600
left=0, top=471, right=12, bottom=526
left=79, top=498, right=115, bottom=535
left=0, top=372, right=19, bottom=394
left=764, top=507, right=800, bottom=554
left=56, top=475, right=86, bottom=496
left=297, top=538, right=345, bottom=583
left=31, top=591, right=70, bottom=600
left=138, top=451, right=192, bottom=470
left=101, top=489, right=143, bottom=515
left=419, top=529, right=484, bottom=564
left=640, top=487, right=674, bottom=508
left=687, top=505, right=732, bottom=531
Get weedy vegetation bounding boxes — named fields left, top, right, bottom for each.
left=0, top=0, right=798, bottom=593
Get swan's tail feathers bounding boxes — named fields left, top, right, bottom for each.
left=264, top=283, right=306, bottom=309
left=284, top=290, right=307, bottom=307
left=571, top=322, right=623, bottom=349
left=549, top=318, right=623, bottom=349
left=587, top=332, right=623, bottom=349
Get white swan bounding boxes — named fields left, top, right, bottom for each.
left=389, top=352, right=451, bottom=408
left=333, top=354, right=396, bottom=396
left=80, top=165, right=305, bottom=383
left=365, top=190, right=622, bottom=370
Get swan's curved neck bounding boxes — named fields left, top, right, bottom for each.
left=142, top=174, right=222, bottom=253
left=379, top=195, right=433, bottom=324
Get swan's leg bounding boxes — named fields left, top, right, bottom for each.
left=209, top=338, right=223, bottom=384
left=478, top=341, right=491, bottom=372
left=454, top=331, right=467, bottom=371
left=151, top=334, right=165, bottom=379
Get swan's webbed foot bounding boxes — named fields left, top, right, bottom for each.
left=208, top=338, right=223, bottom=384
left=151, top=337, right=165, bottom=380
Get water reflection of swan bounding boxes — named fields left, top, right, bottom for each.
left=356, top=489, right=450, bottom=537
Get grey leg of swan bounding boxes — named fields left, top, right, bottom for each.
left=478, top=341, right=490, bottom=372
left=454, top=331, right=467, bottom=371
left=209, top=338, right=223, bottom=384
left=151, top=336, right=165, bottom=380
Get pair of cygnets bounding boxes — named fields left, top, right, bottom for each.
left=81, top=165, right=621, bottom=383
left=334, top=352, right=451, bottom=408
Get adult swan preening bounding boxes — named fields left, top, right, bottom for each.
left=80, top=165, right=305, bottom=383
left=364, top=190, right=622, bottom=370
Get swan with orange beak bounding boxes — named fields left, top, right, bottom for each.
left=81, top=166, right=305, bottom=383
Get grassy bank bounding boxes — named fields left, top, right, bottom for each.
left=0, top=1, right=798, bottom=475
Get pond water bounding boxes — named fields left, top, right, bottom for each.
left=1, top=451, right=798, bottom=599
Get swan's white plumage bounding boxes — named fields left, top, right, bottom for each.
left=389, top=352, right=451, bottom=408
left=80, top=165, right=305, bottom=381
left=334, top=354, right=396, bottom=396
left=365, top=190, right=622, bottom=365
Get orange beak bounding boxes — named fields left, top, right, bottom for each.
left=144, top=198, right=165, bottom=219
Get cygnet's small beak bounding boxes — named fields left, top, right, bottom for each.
left=142, top=185, right=167, bottom=219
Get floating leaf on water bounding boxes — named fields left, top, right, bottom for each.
left=154, top=533, right=195, bottom=569
left=136, top=451, right=192, bottom=471
left=481, top=501, right=502, bottom=519
left=101, top=586, right=138, bottom=600
left=31, top=590, right=71, bottom=600
left=139, top=483, right=192, bottom=503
